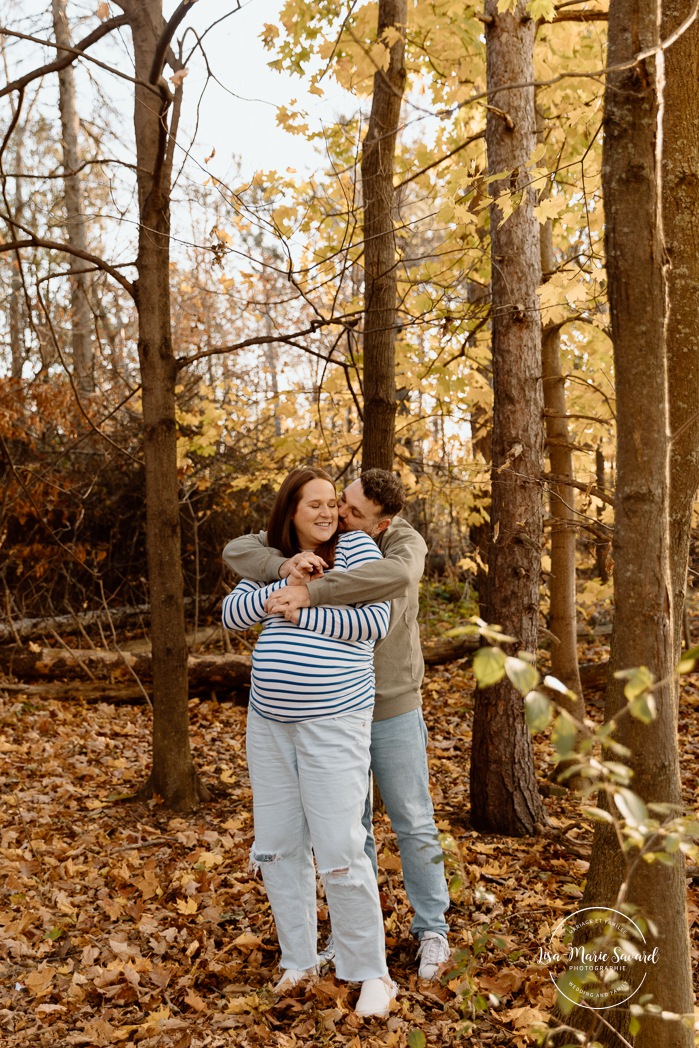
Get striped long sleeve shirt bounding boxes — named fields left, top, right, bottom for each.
left=221, top=530, right=390, bottom=721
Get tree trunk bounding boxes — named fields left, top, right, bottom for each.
left=469, top=0, right=546, bottom=835
left=664, top=0, right=699, bottom=660
left=52, top=0, right=94, bottom=394
left=123, top=0, right=208, bottom=810
left=540, top=222, right=584, bottom=719
left=360, top=0, right=407, bottom=471
left=575, top=0, right=694, bottom=1041
left=594, top=444, right=610, bottom=582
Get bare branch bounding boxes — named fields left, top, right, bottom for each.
left=176, top=312, right=364, bottom=370
left=0, top=18, right=155, bottom=99
left=0, top=225, right=136, bottom=298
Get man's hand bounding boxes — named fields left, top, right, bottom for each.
left=265, top=586, right=311, bottom=620
left=279, top=552, right=328, bottom=585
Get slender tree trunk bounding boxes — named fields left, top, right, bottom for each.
left=469, top=0, right=546, bottom=835
left=52, top=0, right=94, bottom=395
left=594, top=444, right=610, bottom=582
left=9, top=253, right=24, bottom=381
left=576, top=0, right=694, bottom=1041
left=123, top=0, right=208, bottom=810
left=360, top=0, right=407, bottom=471
left=540, top=223, right=584, bottom=717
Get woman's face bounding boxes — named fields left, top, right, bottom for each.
left=292, top=478, right=338, bottom=550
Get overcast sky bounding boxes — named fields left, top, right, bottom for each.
left=182, top=0, right=358, bottom=181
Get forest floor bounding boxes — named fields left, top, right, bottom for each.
left=1, top=610, right=699, bottom=1048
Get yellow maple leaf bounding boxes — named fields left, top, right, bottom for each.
left=175, top=897, right=198, bottom=915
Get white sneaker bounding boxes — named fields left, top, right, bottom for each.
left=417, top=932, right=450, bottom=979
left=355, top=975, right=398, bottom=1018
left=274, top=966, right=317, bottom=993
left=318, top=933, right=335, bottom=964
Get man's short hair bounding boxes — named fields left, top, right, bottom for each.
left=360, top=469, right=406, bottom=518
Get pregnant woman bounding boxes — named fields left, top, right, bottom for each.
left=222, top=466, right=397, bottom=1018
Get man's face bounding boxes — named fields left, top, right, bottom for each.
left=338, top=479, right=391, bottom=538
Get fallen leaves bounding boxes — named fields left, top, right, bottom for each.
left=1, top=641, right=699, bottom=1048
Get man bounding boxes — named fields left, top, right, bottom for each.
left=223, top=468, right=450, bottom=979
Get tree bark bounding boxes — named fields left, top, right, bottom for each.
left=540, top=222, right=584, bottom=720
left=360, top=0, right=407, bottom=471
left=469, top=0, right=547, bottom=835
left=575, top=0, right=694, bottom=1041
left=120, top=0, right=208, bottom=810
left=664, top=0, right=699, bottom=661
left=52, top=0, right=94, bottom=394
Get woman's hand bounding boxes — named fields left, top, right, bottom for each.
left=265, top=587, right=310, bottom=619
left=279, top=552, right=328, bottom=585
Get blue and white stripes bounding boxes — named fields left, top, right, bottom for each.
left=222, top=530, right=389, bottom=722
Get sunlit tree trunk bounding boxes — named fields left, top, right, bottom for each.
left=52, top=0, right=94, bottom=394
left=469, top=0, right=546, bottom=835
left=360, top=0, right=407, bottom=471
left=576, top=0, right=694, bottom=1041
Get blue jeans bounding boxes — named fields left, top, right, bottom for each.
left=246, top=707, right=388, bottom=982
left=363, top=708, right=450, bottom=938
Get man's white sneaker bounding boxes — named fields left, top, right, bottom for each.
left=274, top=966, right=317, bottom=992
left=417, top=932, right=450, bottom=979
left=355, top=975, right=398, bottom=1018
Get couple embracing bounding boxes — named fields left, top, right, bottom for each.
left=222, top=467, right=450, bottom=1019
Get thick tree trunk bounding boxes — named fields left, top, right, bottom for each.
left=52, top=0, right=94, bottom=394
left=123, top=0, right=208, bottom=810
left=469, top=0, right=546, bottom=835
left=664, top=0, right=699, bottom=658
left=360, top=0, right=407, bottom=471
left=540, top=223, right=584, bottom=720
left=575, top=0, right=694, bottom=1042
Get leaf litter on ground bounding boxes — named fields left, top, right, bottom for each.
left=1, top=631, right=699, bottom=1048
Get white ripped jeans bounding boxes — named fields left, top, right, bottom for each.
left=246, top=706, right=388, bottom=982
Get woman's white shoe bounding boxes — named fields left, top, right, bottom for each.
left=274, top=966, right=317, bottom=992
left=355, top=976, right=398, bottom=1018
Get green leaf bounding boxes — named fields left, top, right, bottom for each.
left=583, top=805, right=615, bottom=824
left=473, top=646, right=506, bottom=687
left=470, top=617, right=517, bottom=645
left=524, top=690, right=553, bottom=732
left=614, top=787, right=649, bottom=827
left=678, top=645, right=699, bottom=673
left=615, top=665, right=654, bottom=701
left=408, top=1031, right=427, bottom=1048
left=504, top=655, right=540, bottom=695
left=46, top=927, right=64, bottom=941
left=552, top=712, right=577, bottom=758
left=443, top=625, right=479, bottom=639
left=629, top=691, right=657, bottom=724
left=542, top=674, right=577, bottom=702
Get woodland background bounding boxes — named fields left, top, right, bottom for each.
left=1, top=0, right=699, bottom=1046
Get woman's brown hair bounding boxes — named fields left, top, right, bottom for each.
left=267, top=467, right=339, bottom=566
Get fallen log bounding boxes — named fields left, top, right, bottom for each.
left=0, top=680, right=249, bottom=706
left=0, top=646, right=251, bottom=690
left=0, top=598, right=205, bottom=645
left=423, top=634, right=478, bottom=665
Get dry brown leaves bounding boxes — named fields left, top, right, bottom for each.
left=1, top=647, right=698, bottom=1048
